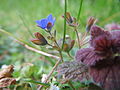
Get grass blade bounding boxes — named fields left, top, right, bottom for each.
left=24, top=79, right=50, bottom=87
left=62, top=0, right=67, bottom=49
left=0, top=29, right=31, bottom=46
left=17, top=12, right=34, bottom=38
left=77, top=0, right=83, bottom=21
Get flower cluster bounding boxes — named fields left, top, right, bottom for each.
left=75, top=25, right=120, bottom=90
left=31, top=14, right=55, bottom=46
left=31, top=14, right=75, bottom=53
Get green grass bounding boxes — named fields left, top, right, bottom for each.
left=0, top=0, right=120, bottom=39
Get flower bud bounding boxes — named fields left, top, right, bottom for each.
left=58, top=36, right=75, bottom=52
left=69, top=40, right=75, bottom=51
left=62, top=12, right=79, bottom=27
left=86, top=17, right=97, bottom=32
left=31, top=32, right=48, bottom=45
left=63, top=43, right=69, bottom=52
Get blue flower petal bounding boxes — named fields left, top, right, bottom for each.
left=36, top=14, right=55, bottom=30
left=36, top=20, right=41, bottom=25
left=47, top=14, right=53, bottom=22
left=47, top=14, right=56, bottom=26
left=36, top=19, right=48, bottom=29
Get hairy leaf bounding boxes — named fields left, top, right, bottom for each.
left=57, top=61, right=89, bottom=82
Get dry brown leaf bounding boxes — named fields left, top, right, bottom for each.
left=0, top=65, right=14, bottom=79
left=0, top=78, right=16, bottom=88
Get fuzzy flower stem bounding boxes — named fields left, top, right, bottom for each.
left=74, top=27, right=81, bottom=48
left=48, top=31, right=64, bottom=62
left=49, top=32, right=60, bottom=49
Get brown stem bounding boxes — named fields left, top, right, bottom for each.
left=16, top=40, right=60, bottom=60
left=37, top=59, right=61, bottom=90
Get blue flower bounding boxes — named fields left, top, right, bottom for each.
left=36, top=14, right=55, bottom=31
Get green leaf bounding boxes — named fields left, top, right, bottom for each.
left=23, top=79, right=50, bottom=87
left=29, top=83, right=37, bottom=90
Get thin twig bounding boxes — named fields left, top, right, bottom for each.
left=80, top=41, right=89, bottom=47
left=16, top=40, right=60, bottom=60
left=80, top=32, right=87, bottom=45
left=74, top=28, right=81, bottom=48
left=38, top=59, right=61, bottom=88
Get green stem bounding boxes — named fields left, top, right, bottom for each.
left=17, top=13, right=34, bottom=38
left=47, top=43, right=53, bottom=47
left=68, top=81, right=76, bottom=90
left=77, top=0, right=83, bottom=21
left=62, top=0, right=67, bottom=49
left=67, top=52, right=74, bottom=59
left=0, top=29, right=32, bottom=46
left=74, top=28, right=81, bottom=49
left=48, top=32, right=64, bottom=62
left=24, top=79, right=50, bottom=87
left=49, top=32, right=60, bottom=49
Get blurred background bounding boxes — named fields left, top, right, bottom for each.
left=0, top=0, right=120, bottom=83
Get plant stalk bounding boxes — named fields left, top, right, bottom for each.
left=77, top=0, right=83, bottom=21
left=74, top=28, right=81, bottom=48
left=62, top=0, right=67, bottom=49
